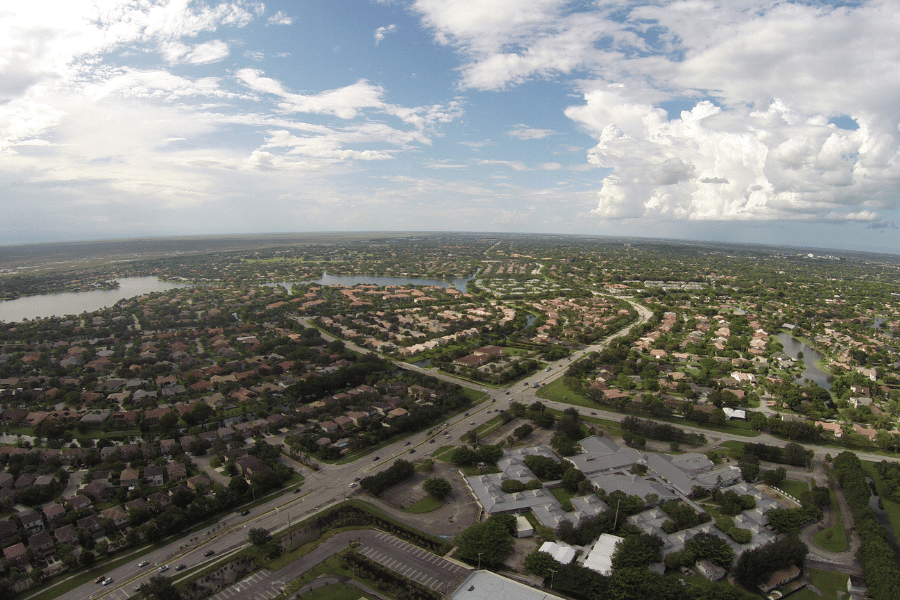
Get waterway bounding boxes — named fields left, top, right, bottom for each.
left=0, top=277, right=192, bottom=323
left=776, top=332, right=833, bottom=390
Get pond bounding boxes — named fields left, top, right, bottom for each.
left=776, top=332, right=833, bottom=390
left=0, top=277, right=192, bottom=323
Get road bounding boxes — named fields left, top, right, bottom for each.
left=50, top=295, right=899, bottom=599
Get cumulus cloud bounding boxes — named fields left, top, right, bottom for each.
left=565, top=89, right=900, bottom=222
left=410, top=0, right=900, bottom=225
left=375, top=24, right=398, bottom=45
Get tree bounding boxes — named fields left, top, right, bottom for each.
left=761, top=467, right=787, bottom=487
left=501, top=479, right=525, bottom=493
left=422, top=477, right=452, bottom=500
left=561, top=467, right=586, bottom=492
left=455, top=514, right=515, bottom=567
left=524, top=550, right=561, bottom=578
left=143, top=575, right=182, bottom=600
left=248, top=528, right=272, bottom=547
left=611, top=534, right=664, bottom=569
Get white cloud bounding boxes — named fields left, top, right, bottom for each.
left=565, top=90, right=900, bottom=222
left=410, top=0, right=900, bottom=225
left=374, top=24, right=398, bottom=45
left=508, top=124, right=555, bottom=140
left=236, top=69, right=386, bottom=118
left=479, top=159, right=530, bottom=171
left=267, top=10, right=293, bottom=26
left=163, top=39, right=230, bottom=64
left=244, top=50, right=264, bottom=61
left=0, top=1, right=262, bottom=153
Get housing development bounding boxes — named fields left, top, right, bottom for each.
left=1, top=233, right=899, bottom=600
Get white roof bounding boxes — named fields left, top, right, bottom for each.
left=539, top=541, right=576, bottom=565
left=583, top=533, right=623, bottom=576
left=451, top=571, right=562, bottom=600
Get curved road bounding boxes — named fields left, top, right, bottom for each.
left=46, top=295, right=897, bottom=599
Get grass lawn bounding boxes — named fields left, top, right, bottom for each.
left=537, top=379, right=760, bottom=438
left=433, top=445, right=456, bottom=461
left=550, top=487, right=576, bottom=506
left=294, top=584, right=377, bottom=600
left=406, top=495, right=443, bottom=513
left=791, top=568, right=849, bottom=600
left=778, top=479, right=810, bottom=499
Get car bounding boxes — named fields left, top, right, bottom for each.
left=404, top=441, right=411, bottom=446
left=95, top=576, right=106, bottom=584
left=373, top=456, right=380, bottom=461
left=102, top=578, right=113, bottom=586
left=505, top=391, right=510, bottom=395
left=134, top=583, right=147, bottom=592
left=354, top=477, right=361, bottom=481
left=349, top=482, right=357, bottom=488
left=470, top=421, right=475, bottom=425
left=176, top=564, right=187, bottom=571
left=204, top=550, right=215, bottom=557
left=293, top=487, right=301, bottom=493
left=409, top=448, right=415, bottom=453
left=158, top=565, right=169, bottom=572
left=138, top=560, right=149, bottom=567
left=591, top=412, right=597, bottom=415
left=429, top=438, right=435, bottom=443
left=240, top=510, right=250, bottom=516
left=464, top=412, right=469, bottom=416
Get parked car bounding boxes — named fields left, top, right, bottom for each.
left=349, top=482, right=357, bottom=488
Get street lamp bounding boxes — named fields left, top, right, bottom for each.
left=549, top=569, right=556, bottom=589
left=477, top=552, right=482, bottom=570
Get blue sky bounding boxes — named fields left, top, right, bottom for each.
left=2, top=0, right=899, bottom=253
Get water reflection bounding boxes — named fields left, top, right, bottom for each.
left=0, top=277, right=191, bottom=323
left=776, top=332, right=833, bottom=390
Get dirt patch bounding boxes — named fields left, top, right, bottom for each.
left=506, top=536, right=542, bottom=574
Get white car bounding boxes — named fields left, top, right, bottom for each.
left=349, top=482, right=357, bottom=488
left=158, top=565, right=169, bottom=572
left=102, top=578, right=113, bottom=586
left=138, top=560, right=149, bottom=567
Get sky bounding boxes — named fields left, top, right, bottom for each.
left=2, top=0, right=899, bottom=254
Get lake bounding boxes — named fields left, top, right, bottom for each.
left=776, top=332, right=833, bottom=390
left=272, top=271, right=479, bottom=292
left=0, top=277, right=191, bottom=323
